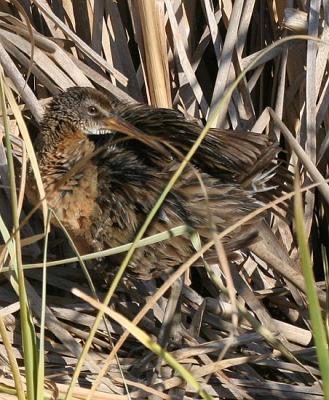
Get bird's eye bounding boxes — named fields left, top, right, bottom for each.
left=87, top=106, right=99, bottom=115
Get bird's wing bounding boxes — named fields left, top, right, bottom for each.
left=110, top=103, right=293, bottom=201
left=113, top=103, right=277, bottom=176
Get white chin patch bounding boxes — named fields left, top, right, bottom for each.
left=86, top=128, right=113, bottom=135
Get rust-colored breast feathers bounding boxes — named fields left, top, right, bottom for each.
left=39, top=130, right=100, bottom=252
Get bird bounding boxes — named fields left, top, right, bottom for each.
left=28, top=86, right=286, bottom=279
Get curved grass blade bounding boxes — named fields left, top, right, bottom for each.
left=0, top=68, right=38, bottom=400
left=294, top=172, right=329, bottom=399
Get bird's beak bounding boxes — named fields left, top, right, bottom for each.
left=101, top=115, right=167, bottom=155
left=102, top=116, right=144, bottom=139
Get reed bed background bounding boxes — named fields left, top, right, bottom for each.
left=0, top=0, right=328, bottom=399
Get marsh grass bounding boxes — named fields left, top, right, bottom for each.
left=0, top=1, right=328, bottom=399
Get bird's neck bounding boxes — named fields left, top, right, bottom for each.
left=38, top=116, right=75, bottom=151
left=36, top=125, right=95, bottom=190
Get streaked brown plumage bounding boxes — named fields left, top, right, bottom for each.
left=29, top=87, right=285, bottom=278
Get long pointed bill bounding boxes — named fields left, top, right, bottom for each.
left=101, top=116, right=167, bottom=155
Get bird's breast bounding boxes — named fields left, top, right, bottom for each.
left=35, top=131, right=101, bottom=253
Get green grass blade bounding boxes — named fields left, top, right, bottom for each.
left=0, top=316, right=25, bottom=400
left=18, top=224, right=188, bottom=270
left=36, top=211, right=51, bottom=400
left=0, top=69, right=38, bottom=400
left=294, top=172, right=329, bottom=399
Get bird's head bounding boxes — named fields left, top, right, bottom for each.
left=41, top=87, right=149, bottom=144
